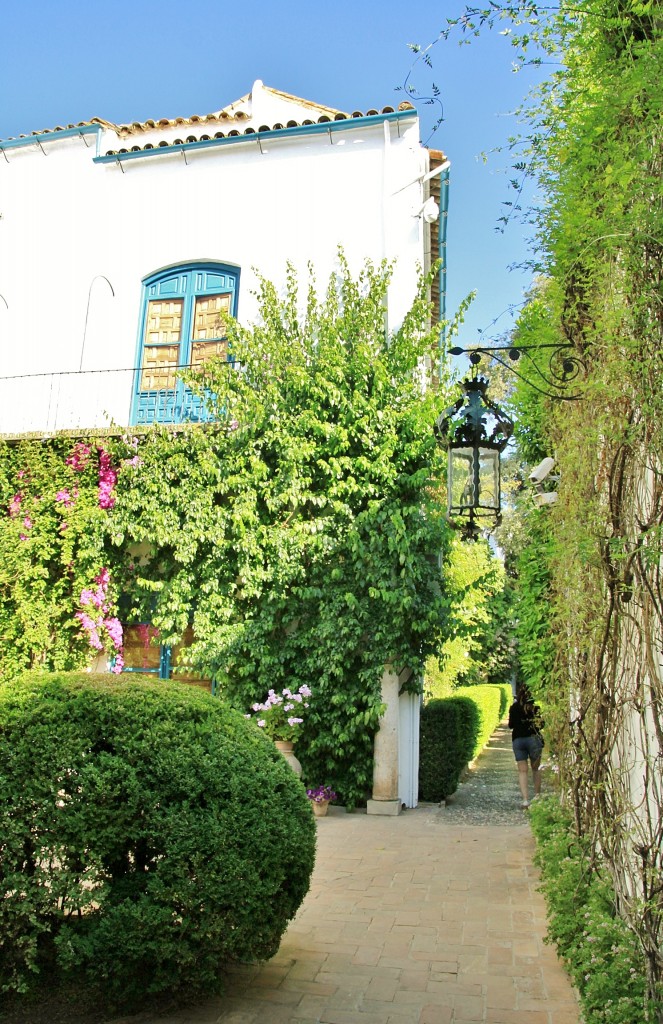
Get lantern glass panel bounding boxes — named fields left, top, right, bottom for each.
left=478, top=448, right=499, bottom=509
left=449, top=447, right=475, bottom=510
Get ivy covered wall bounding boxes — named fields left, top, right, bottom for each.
left=487, top=0, right=663, bottom=1007
left=0, top=258, right=455, bottom=807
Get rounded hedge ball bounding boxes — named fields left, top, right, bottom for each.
left=0, top=672, right=316, bottom=1005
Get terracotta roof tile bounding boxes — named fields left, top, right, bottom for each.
left=0, top=81, right=415, bottom=147
left=99, top=107, right=413, bottom=157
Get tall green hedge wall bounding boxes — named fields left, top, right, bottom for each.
left=419, top=684, right=512, bottom=802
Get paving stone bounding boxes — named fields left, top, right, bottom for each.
left=353, top=946, right=383, bottom=966
left=452, top=993, right=485, bottom=1020
left=194, top=724, right=579, bottom=1024
left=418, top=1006, right=453, bottom=1024
left=207, top=1012, right=256, bottom=1024
left=365, top=975, right=400, bottom=1002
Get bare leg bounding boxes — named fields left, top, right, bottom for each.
left=517, top=761, right=529, bottom=805
left=531, top=756, right=542, bottom=797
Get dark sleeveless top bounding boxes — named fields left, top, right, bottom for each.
left=508, top=700, right=543, bottom=740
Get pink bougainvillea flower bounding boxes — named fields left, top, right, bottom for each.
left=98, top=449, right=117, bottom=509
left=77, top=567, right=121, bottom=661
left=105, top=617, right=123, bottom=649
left=55, top=489, right=75, bottom=509
left=8, top=492, right=22, bottom=517
left=22, top=516, right=32, bottom=530
left=65, top=442, right=92, bottom=472
left=19, top=533, right=28, bottom=542
left=75, top=610, right=103, bottom=650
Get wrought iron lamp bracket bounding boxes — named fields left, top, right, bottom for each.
left=448, top=341, right=585, bottom=401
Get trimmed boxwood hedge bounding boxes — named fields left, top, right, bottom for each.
left=419, top=696, right=478, bottom=801
left=454, top=683, right=512, bottom=760
left=419, top=683, right=512, bottom=802
left=0, top=672, right=316, bottom=1007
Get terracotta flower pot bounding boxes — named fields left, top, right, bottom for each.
left=274, top=739, right=302, bottom=776
left=310, top=799, right=329, bottom=817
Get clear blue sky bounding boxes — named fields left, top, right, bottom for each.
left=0, top=0, right=545, bottom=348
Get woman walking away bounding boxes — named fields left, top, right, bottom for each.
left=508, top=686, right=544, bottom=809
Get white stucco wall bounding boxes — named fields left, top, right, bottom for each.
left=0, top=110, right=432, bottom=434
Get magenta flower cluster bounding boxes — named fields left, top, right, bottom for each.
left=65, top=442, right=92, bottom=472
left=98, top=450, right=118, bottom=510
left=63, top=441, right=118, bottom=510
left=246, top=684, right=312, bottom=741
left=55, top=488, right=76, bottom=509
left=8, top=491, right=33, bottom=540
left=306, top=785, right=337, bottom=804
left=8, top=491, right=23, bottom=517
left=76, top=567, right=124, bottom=673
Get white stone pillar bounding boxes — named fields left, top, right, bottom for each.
left=367, top=665, right=411, bottom=815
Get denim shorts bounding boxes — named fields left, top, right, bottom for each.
left=513, top=736, right=544, bottom=763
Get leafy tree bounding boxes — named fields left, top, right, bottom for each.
left=425, top=536, right=511, bottom=696
left=0, top=257, right=455, bottom=808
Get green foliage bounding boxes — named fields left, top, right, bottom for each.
left=0, top=258, right=454, bottom=809
left=0, top=438, right=127, bottom=676
left=425, top=537, right=512, bottom=696
left=454, top=683, right=512, bottom=757
left=513, top=509, right=555, bottom=703
left=114, top=258, right=454, bottom=807
left=0, top=671, right=316, bottom=1007
left=419, top=696, right=478, bottom=801
left=502, top=1, right=663, bottom=994
left=419, top=684, right=510, bottom=800
left=415, top=0, right=663, bottom=1002
left=530, top=798, right=658, bottom=1024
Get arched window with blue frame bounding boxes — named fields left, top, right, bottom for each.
left=131, top=261, right=240, bottom=425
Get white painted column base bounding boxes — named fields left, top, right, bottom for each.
left=367, top=798, right=402, bottom=816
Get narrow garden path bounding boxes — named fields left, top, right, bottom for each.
left=115, top=723, right=579, bottom=1024
left=439, top=721, right=537, bottom=826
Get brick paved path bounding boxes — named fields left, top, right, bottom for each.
left=124, top=724, right=579, bottom=1024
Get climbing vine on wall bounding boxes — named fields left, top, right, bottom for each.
left=409, top=0, right=663, bottom=1008
left=488, top=1, right=663, bottom=1008
left=0, top=437, right=131, bottom=675
left=0, top=257, right=455, bottom=807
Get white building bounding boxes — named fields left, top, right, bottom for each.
left=0, top=82, right=449, bottom=811
left=0, top=80, right=446, bottom=436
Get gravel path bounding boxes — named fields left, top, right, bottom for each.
left=433, top=720, right=537, bottom=826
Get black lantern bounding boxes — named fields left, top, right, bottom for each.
left=435, top=376, right=514, bottom=540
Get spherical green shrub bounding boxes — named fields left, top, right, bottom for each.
left=0, top=672, right=316, bottom=1006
